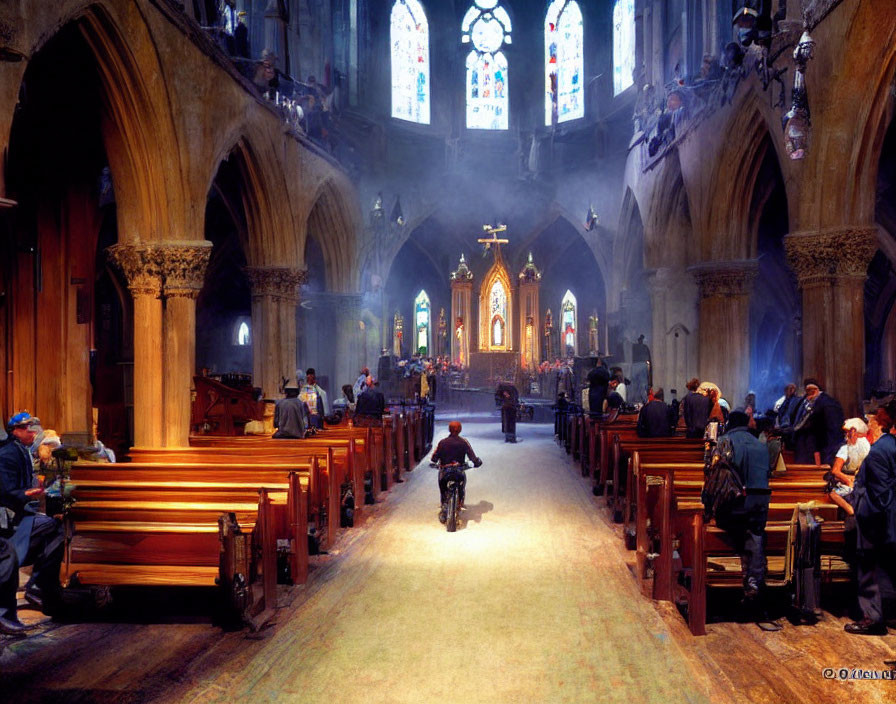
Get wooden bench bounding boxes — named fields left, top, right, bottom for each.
left=631, top=456, right=846, bottom=634
left=65, top=461, right=309, bottom=629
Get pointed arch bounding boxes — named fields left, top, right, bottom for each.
left=414, top=289, right=432, bottom=354
left=306, top=177, right=362, bottom=292
left=75, top=4, right=185, bottom=243
left=479, top=249, right=513, bottom=351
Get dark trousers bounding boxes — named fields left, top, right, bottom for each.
left=0, top=537, right=19, bottom=619
left=856, top=545, right=896, bottom=624
left=438, top=467, right=466, bottom=508
left=501, top=406, right=517, bottom=440
left=719, top=497, right=769, bottom=591
left=23, top=514, right=65, bottom=595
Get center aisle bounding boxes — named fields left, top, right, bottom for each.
left=187, top=415, right=715, bottom=703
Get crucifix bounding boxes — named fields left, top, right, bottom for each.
left=478, top=223, right=509, bottom=253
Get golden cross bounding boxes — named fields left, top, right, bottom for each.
left=477, top=223, right=509, bottom=247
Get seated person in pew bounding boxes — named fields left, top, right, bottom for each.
left=636, top=388, right=673, bottom=438
left=273, top=386, right=309, bottom=439
left=714, top=408, right=780, bottom=630
left=0, top=536, right=27, bottom=636
left=827, top=417, right=871, bottom=516
left=681, top=378, right=712, bottom=439
left=0, top=413, right=65, bottom=617
left=299, top=368, right=329, bottom=430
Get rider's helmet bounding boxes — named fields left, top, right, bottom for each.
left=448, top=420, right=462, bottom=435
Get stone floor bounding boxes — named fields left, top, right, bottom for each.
left=1, top=414, right=894, bottom=703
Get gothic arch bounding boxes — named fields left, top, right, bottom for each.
left=306, top=177, right=362, bottom=292
left=641, top=156, right=692, bottom=269
left=71, top=3, right=185, bottom=244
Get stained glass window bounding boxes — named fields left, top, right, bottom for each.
left=613, top=0, right=636, bottom=96
left=562, top=290, right=577, bottom=354
left=463, top=1, right=512, bottom=130
left=415, top=290, right=431, bottom=354
left=545, top=1, right=584, bottom=125
left=391, top=0, right=430, bottom=124
left=490, top=279, right=507, bottom=346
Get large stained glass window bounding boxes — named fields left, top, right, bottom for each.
left=545, top=0, right=584, bottom=125
left=613, top=0, right=636, bottom=96
left=391, top=0, right=430, bottom=124
left=463, top=1, right=512, bottom=130
left=490, top=279, right=507, bottom=347
left=415, top=290, right=431, bottom=354
left=561, top=290, right=577, bottom=355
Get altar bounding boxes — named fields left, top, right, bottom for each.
left=467, top=351, right=519, bottom=386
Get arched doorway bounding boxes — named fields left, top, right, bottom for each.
left=748, top=136, right=798, bottom=411
left=4, top=23, right=128, bottom=449
left=196, top=151, right=253, bottom=383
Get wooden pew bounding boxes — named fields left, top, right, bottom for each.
left=594, top=417, right=638, bottom=493
left=65, top=461, right=309, bottom=629
left=675, top=500, right=848, bottom=635
left=632, top=456, right=839, bottom=608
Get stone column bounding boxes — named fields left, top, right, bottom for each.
left=690, top=260, right=758, bottom=406
left=107, top=243, right=164, bottom=448
left=785, top=227, right=877, bottom=415
left=161, top=243, right=212, bottom=447
left=647, top=267, right=699, bottom=393
left=246, top=267, right=305, bottom=398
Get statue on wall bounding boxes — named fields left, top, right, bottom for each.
left=588, top=311, right=599, bottom=356
left=393, top=311, right=403, bottom=358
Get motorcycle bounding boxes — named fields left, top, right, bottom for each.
left=432, top=461, right=477, bottom=532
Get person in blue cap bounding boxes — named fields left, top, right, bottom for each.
left=0, top=411, right=65, bottom=618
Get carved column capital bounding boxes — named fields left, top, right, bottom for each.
left=245, top=266, right=307, bottom=302
left=689, top=260, right=758, bottom=298
left=160, top=241, right=213, bottom=299
left=106, top=243, right=164, bottom=297
left=784, top=227, right=878, bottom=287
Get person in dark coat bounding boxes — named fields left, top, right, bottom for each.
left=0, top=412, right=65, bottom=616
left=636, top=388, right=673, bottom=438
left=0, top=536, right=25, bottom=635
left=587, top=361, right=610, bottom=418
left=845, top=400, right=896, bottom=635
left=273, top=387, right=308, bottom=438
left=355, top=378, right=386, bottom=425
left=715, top=409, right=778, bottom=627
left=495, top=382, right=519, bottom=443
left=792, top=379, right=844, bottom=465
left=681, top=377, right=711, bottom=438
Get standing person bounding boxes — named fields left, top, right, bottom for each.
left=299, top=368, right=329, bottom=429
left=431, top=421, right=482, bottom=524
left=354, top=367, right=370, bottom=399
left=792, top=379, right=844, bottom=465
left=0, top=536, right=25, bottom=635
left=354, top=377, right=385, bottom=426
left=0, top=412, right=65, bottom=616
left=845, top=400, right=896, bottom=635
left=715, top=409, right=779, bottom=629
left=273, top=387, right=307, bottom=438
left=773, top=383, right=800, bottom=445
left=636, top=388, right=673, bottom=438
left=587, top=360, right=610, bottom=418
left=496, top=382, right=519, bottom=443
left=682, top=377, right=712, bottom=438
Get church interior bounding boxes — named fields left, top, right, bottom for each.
left=1, top=0, right=896, bottom=701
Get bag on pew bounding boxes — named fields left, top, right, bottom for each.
left=792, top=506, right=822, bottom=619
left=701, top=435, right=745, bottom=526
left=340, top=481, right=355, bottom=528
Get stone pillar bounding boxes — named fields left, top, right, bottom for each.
left=161, top=243, right=212, bottom=447
left=785, top=227, right=877, bottom=415
left=647, top=267, right=699, bottom=393
left=690, top=260, right=758, bottom=407
left=246, top=266, right=305, bottom=398
left=107, top=243, right=164, bottom=448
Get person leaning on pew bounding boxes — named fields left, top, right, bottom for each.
left=714, top=408, right=780, bottom=630
left=845, top=399, right=896, bottom=636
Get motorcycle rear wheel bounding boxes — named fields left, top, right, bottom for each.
left=446, top=490, right=458, bottom=532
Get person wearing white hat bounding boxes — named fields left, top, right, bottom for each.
left=828, top=417, right=871, bottom=516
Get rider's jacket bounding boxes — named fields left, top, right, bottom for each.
left=431, top=435, right=481, bottom=467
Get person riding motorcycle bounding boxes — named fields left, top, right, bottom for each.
left=431, top=420, right=482, bottom=524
